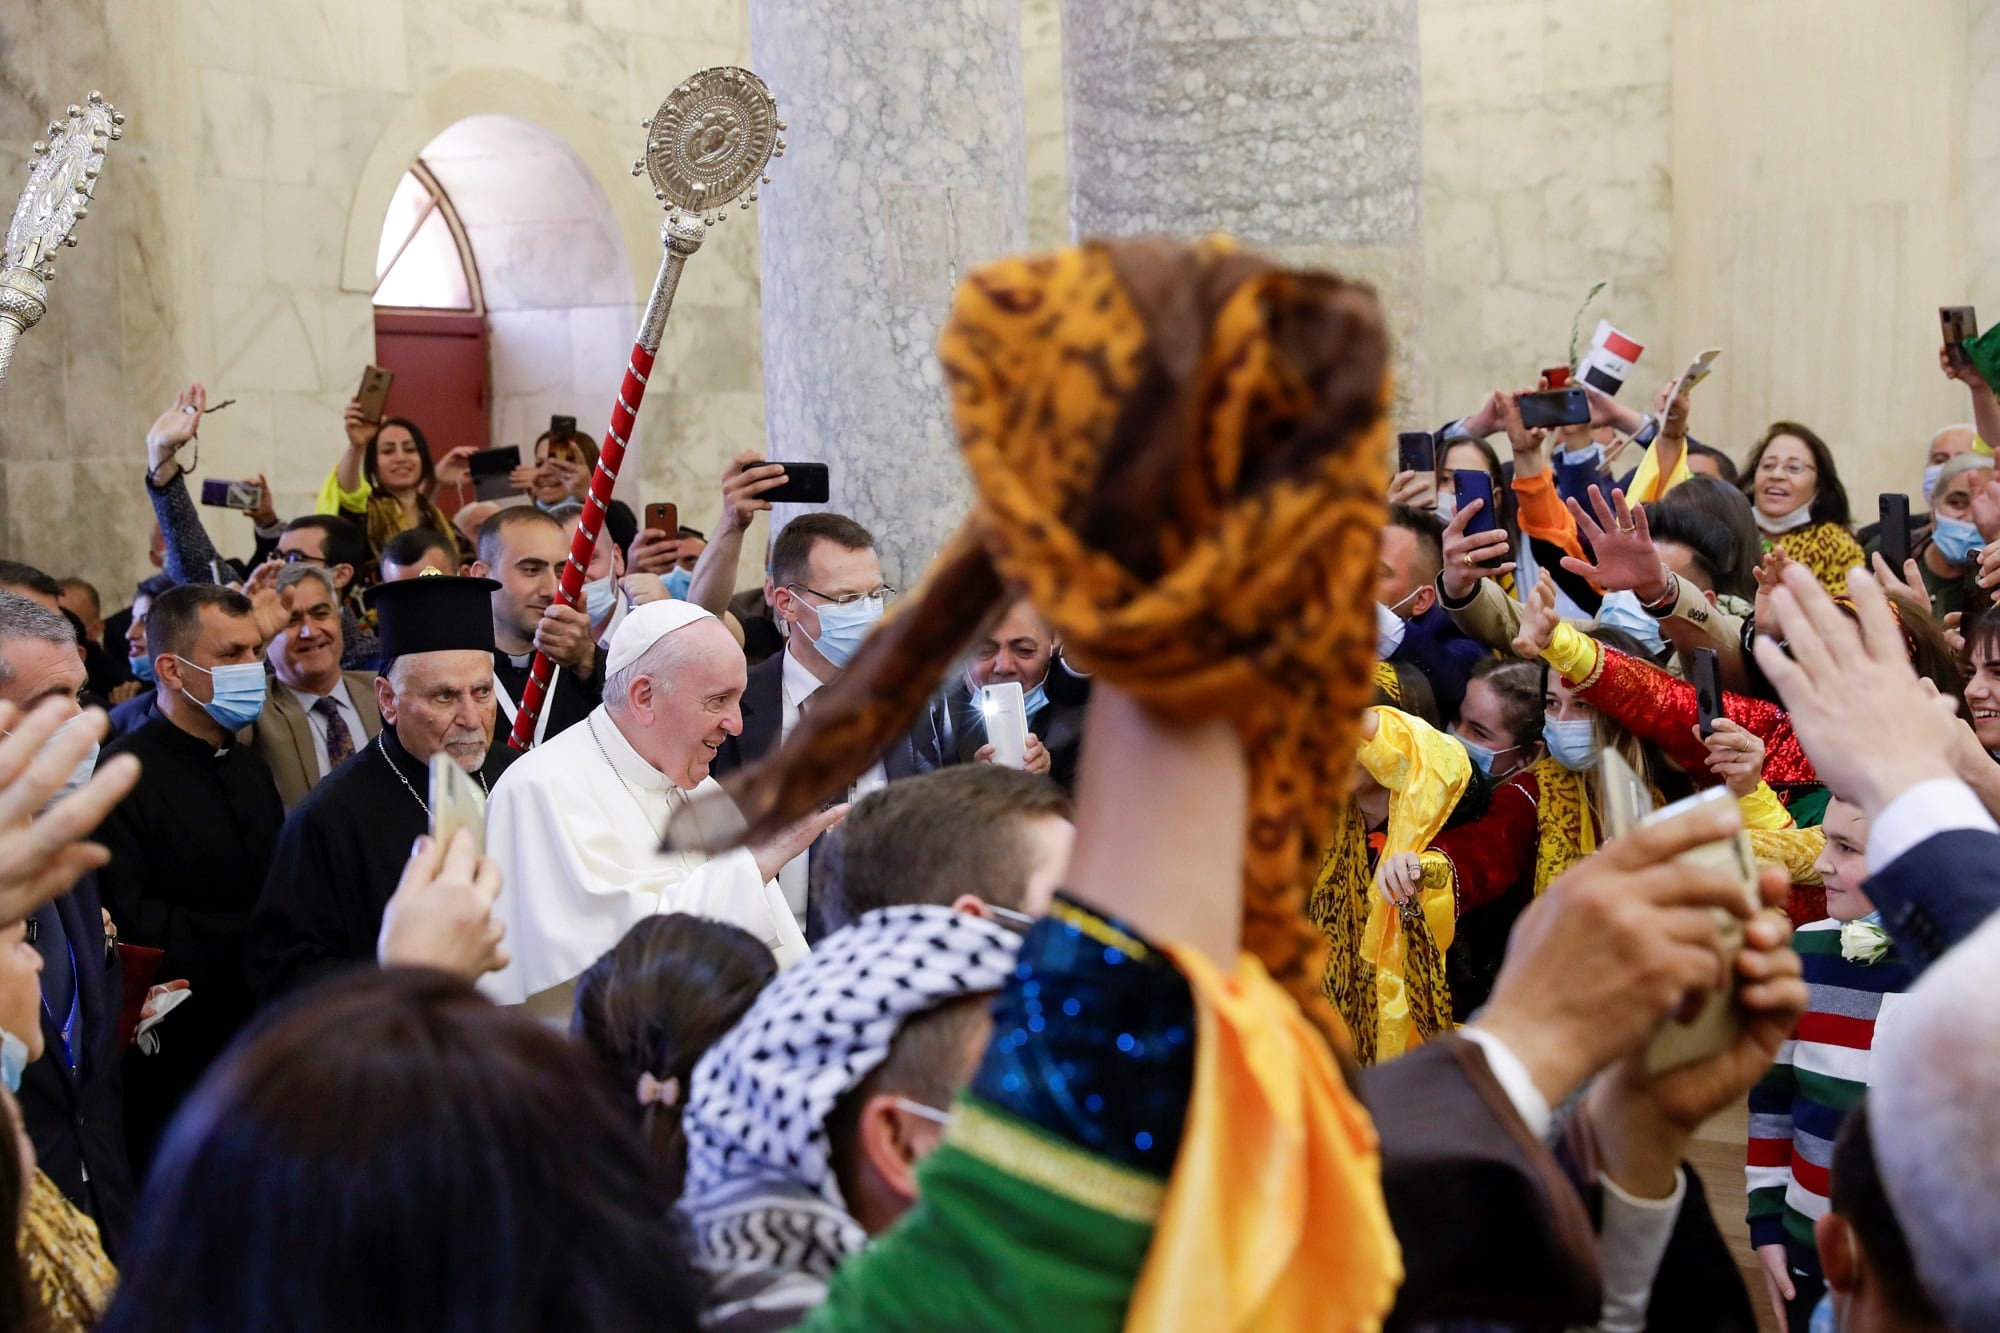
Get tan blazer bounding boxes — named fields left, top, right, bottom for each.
left=245, top=671, right=383, bottom=811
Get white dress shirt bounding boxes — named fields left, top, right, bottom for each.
left=481, top=705, right=808, bottom=1006
left=286, top=678, right=365, bottom=780
left=776, top=650, right=887, bottom=926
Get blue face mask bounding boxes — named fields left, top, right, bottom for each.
left=581, top=576, right=618, bottom=623
left=665, top=566, right=693, bottom=601
left=128, top=652, right=156, bottom=685
left=1454, top=730, right=1523, bottom=779
left=1932, top=515, right=1985, bottom=566
left=1543, top=717, right=1600, bottom=772
left=1922, top=462, right=1944, bottom=506
left=971, top=677, right=1050, bottom=722
left=175, top=658, right=267, bottom=730
left=1596, top=591, right=1669, bottom=656
left=0, top=1027, right=27, bottom=1095
left=802, top=596, right=884, bottom=670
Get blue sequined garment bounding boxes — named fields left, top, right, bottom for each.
left=969, top=893, right=1195, bottom=1177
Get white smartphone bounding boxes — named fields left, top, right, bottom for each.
left=981, top=681, right=1029, bottom=770
left=1639, top=785, right=1761, bottom=1074
left=429, top=752, right=487, bottom=856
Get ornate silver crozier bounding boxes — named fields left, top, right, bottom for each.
left=508, top=67, right=784, bottom=749
left=0, top=92, right=122, bottom=393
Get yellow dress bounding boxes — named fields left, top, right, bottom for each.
left=20, top=1169, right=115, bottom=1330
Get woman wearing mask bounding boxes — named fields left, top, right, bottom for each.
left=1907, top=452, right=1995, bottom=620
left=514, top=425, right=641, bottom=555
left=1449, top=659, right=1542, bottom=782
left=322, top=405, right=473, bottom=563
left=1739, top=422, right=1865, bottom=594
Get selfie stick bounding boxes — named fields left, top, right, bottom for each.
left=0, top=93, right=121, bottom=395
left=509, top=68, right=783, bottom=750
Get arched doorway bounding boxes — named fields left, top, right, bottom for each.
left=368, top=113, right=636, bottom=509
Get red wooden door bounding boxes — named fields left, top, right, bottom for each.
left=372, top=310, right=489, bottom=517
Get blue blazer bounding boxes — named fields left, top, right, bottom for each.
left=1863, top=827, right=2000, bottom=977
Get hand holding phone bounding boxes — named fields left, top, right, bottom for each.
left=1691, top=648, right=1723, bottom=738
left=429, top=752, right=488, bottom=857
left=979, top=681, right=1030, bottom=770
left=1878, top=494, right=1911, bottom=572
left=200, top=479, right=265, bottom=512
left=753, top=461, right=830, bottom=506
left=355, top=365, right=394, bottom=424
left=1517, top=386, right=1591, bottom=430
left=1454, top=469, right=1498, bottom=540
left=644, top=502, right=679, bottom=535
left=1942, top=306, right=1978, bottom=372
left=1397, top=432, right=1436, bottom=476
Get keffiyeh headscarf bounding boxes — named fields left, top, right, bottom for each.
left=682, top=904, right=1018, bottom=1215
left=671, top=237, right=1390, bottom=1051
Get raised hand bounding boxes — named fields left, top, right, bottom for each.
left=377, top=830, right=508, bottom=980
left=749, top=803, right=849, bottom=884
left=244, top=473, right=279, bottom=528
left=1752, top=547, right=1795, bottom=628
left=1699, top=718, right=1766, bottom=799
left=434, top=446, right=477, bottom=488
left=1584, top=381, right=1646, bottom=436
left=1440, top=498, right=1515, bottom=600
left=1869, top=551, right=1933, bottom=616
left=1387, top=469, right=1436, bottom=510
left=145, top=383, right=207, bottom=482
left=1461, top=390, right=1506, bottom=440
left=342, top=399, right=376, bottom=452
left=626, top=530, right=683, bottom=576
left=620, top=573, right=671, bottom=606
left=718, top=450, right=789, bottom=537
left=1940, top=344, right=1987, bottom=388
left=0, top=702, right=142, bottom=925
left=1560, top=485, right=1668, bottom=601
left=1510, top=576, right=1561, bottom=661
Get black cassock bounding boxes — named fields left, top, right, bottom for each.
left=246, top=728, right=515, bottom=1003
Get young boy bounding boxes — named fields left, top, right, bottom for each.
left=1748, top=796, right=1914, bottom=1332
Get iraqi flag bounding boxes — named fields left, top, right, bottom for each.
left=1580, top=320, right=1644, bottom=395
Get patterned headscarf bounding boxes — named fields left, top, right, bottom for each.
left=672, top=237, right=1389, bottom=1050
left=682, top=905, right=1019, bottom=1210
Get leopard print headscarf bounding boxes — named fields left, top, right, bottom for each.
left=675, top=237, right=1389, bottom=1047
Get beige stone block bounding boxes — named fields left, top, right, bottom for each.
left=470, top=218, right=633, bottom=311
left=310, top=88, right=405, bottom=196
left=1492, top=188, right=1548, bottom=284
left=403, top=0, right=456, bottom=88
left=1423, top=191, right=1501, bottom=285
left=199, top=72, right=315, bottom=185
left=446, top=5, right=630, bottom=110
left=264, top=184, right=350, bottom=290
left=0, top=316, right=70, bottom=462
left=1420, top=1, right=1543, bottom=105
left=198, top=178, right=266, bottom=280
left=489, top=309, right=577, bottom=401
left=673, top=210, right=760, bottom=309
left=268, top=392, right=351, bottom=495
left=322, top=293, right=378, bottom=389
left=1542, top=0, right=1670, bottom=94
left=568, top=304, right=643, bottom=403
left=255, top=0, right=410, bottom=93
left=653, top=304, right=763, bottom=394
left=210, top=285, right=327, bottom=393
left=2, top=463, right=76, bottom=569
left=188, top=0, right=260, bottom=74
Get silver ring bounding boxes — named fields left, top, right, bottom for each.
left=181, top=405, right=198, bottom=415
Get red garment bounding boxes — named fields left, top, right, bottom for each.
left=1430, top=771, right=1546, bottom=916
left=1571, top=647, right=1820, bottom=789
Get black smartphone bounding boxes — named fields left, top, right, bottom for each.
left=469, top=445, right=522, bottom=502
left=1691, top=648, right=1723, bottom=738
left=1879, top=493, right=1911, bottom=572
left=757, top=461, right=830, bottom=505
left=1397, top=431, right=1435, bottom=476
left=549, top=414, right=577, bottom=441
left=1517, top=386, right=1591, bottom=430
left=1942, top=306, right=1978, bottom=371
left=199, top=478, right=264, bottom=511
left=1454, top=469, right=1498, bottom=539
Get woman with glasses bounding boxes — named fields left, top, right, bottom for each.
left=1739, top=422, right=1864, bottom=594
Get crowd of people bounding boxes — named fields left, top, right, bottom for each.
left=0, top=232, right=1994, bottom=1332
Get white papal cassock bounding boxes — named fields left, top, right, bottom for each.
left=481, top=704, right=809, bottom=1006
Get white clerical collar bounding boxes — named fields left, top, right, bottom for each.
left=587, top=707, right=676, bottom=795
left=781, top=646, right=831, bottom=713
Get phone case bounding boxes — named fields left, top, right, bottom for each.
left=429, top=753, right=488, bottom=857
left=1638, top=787, right=1761, bottom=1074
left=357, top=367, right=394, bottom=424
left=981, top=681, right=1030, bottom=769
left=761, top=463, right=830, bottom=505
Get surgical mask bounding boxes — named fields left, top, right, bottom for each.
left=54, top=736, right=98, bottom=807
left=1595, top=591, right=1668, bottom=657
left=581, top=576, right=618, bottom=623
left=1377, top=589, right=1421, bottom=659
left=128, top=652, right=155, bottom=685
left=1558, top=441, right=1606, bottom=468
left=1543, top=717, right=1600, bottom=772
left=801, top=596, right=884, bottom=669
left=1755, top=498, right=1815, bottom=535
left=1454, top=731, right=1521, bottom=779
left=174, top=657, right=267, bottom=729
left=1932, top=514, right=1985, bottom=566
left=1922, top=462, right=1944, bottom=505
left=0, top=1027, right=26, bottom=1094
left=665, top=566, right=693, bottom=600
left=1434, top=490, right=1457, bottom=522
left=970, top=675, right=1050, bottom=723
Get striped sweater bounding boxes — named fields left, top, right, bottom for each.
left=1746, top=918, right=1913, bottom=1267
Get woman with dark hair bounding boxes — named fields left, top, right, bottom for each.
left=572, top=915, right=777, bottom=1200
left=1739, top=421, right=1864, bottom=593
left=322, top=398, right=475, bottom=561
left=98, top=968, right=703, bottom=1333
left=1652, top=472, right=1762, bottom=602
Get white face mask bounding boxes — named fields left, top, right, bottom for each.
left=1434, top=490, right=1457, bottom=522
left=1754, top=497, right=1815, bottom=535
left=1922, top=462, right=1945, bottom=506
left=1376, top=598, right=1410, bottom=659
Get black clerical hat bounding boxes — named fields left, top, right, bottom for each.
left=365, top=573, right=500, bottom=664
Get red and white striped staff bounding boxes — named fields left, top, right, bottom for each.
left=509, top=68, right=783, bottom=750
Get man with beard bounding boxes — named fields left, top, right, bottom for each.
left=245, top=575, right=515, bottom=1001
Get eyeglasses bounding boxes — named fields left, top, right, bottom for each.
left=1756, top=459, right=1816, bottom=479
left=784, top=583, right=897, bottom=609
left=276, top=550, right=322, bottom=564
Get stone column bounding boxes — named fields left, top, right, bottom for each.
left=749, top=0, right=1029, bottom=585
left=1061, top=3, right=1425, bottom=411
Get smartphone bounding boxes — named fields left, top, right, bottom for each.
left=1517, top=386, right=1591, bottom=430
left=1879, top=493, right=1911, bottom=572
left=1454, top=468, right=1498, bottom=539
left=1397, top=431, right=1435, bottom=476
left=356, top=365, right=394, bottom=424
left=429, top=752, right=488, bottom=857
left=756, top=461, right=830, bottom=506
left=199, top=478, right=264, bottom=511
left=1942, top=306, right=1978, bottom=371
left=1598, top=749, right=1655, bottom=842
left=643, top=502, right=679, bottom=536
left=468, top=445, right=522, bottom=503
left=1639, top=785, right=1761, bottom=1074
left=980, top=680, right=1030, bottom=770
left=1541, top=365, right=1571, bottom=389
left=549, top=413, right=577, bottom=442
left=1691, top=647, right=1723, bottom=738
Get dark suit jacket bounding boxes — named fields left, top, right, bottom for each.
left=242, top=671, right=385, bottom=811
left=934, top=680, right=1086, bottom=791
left=1864, top=827, right=2000, bottom=976
left=17, top=875, right=134, bottom=1260
left=710, top=649, right=945, bottom=782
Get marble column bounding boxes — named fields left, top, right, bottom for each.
left=1061, top=2, right=1426, bottom=411
left=749, top=0, right=1029, bottom=586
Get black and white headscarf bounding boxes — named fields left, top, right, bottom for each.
left=678, top=905, right=1018, bottom=1328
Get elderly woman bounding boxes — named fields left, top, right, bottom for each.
left=1907, top=451, right=1996, bottom=619
left=1738, top=421, right=1865, bottom=594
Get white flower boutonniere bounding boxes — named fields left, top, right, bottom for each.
left=1840, top=919, right=1891, bottom=966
